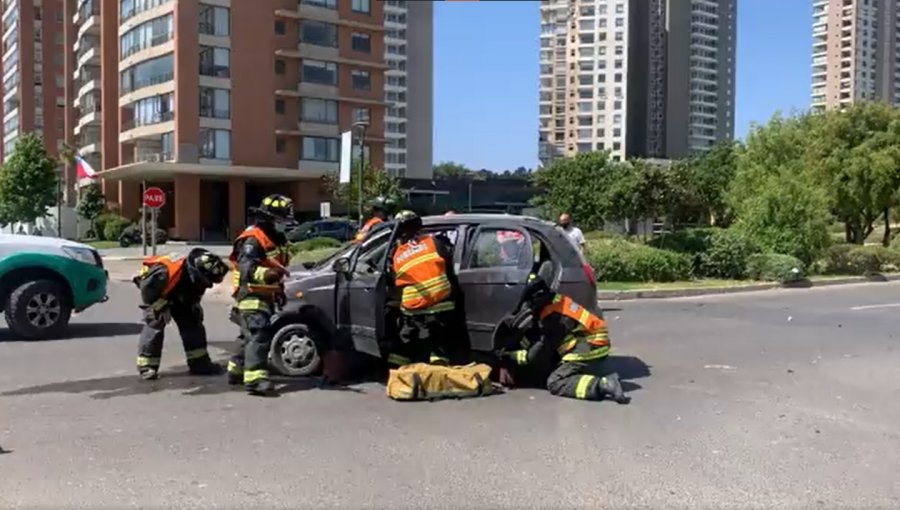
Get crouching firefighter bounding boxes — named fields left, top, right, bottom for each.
left=133, top=248, right=230, bottom=380
left=385, top=210, right=464, bottom=368
left=227, top=194, right=293, bottom=396
left=498, top=275, right=629, bottom=403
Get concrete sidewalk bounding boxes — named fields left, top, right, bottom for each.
left=99, top=243, right=231, bottom=261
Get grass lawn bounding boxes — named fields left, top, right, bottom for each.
left=84, top=240, right=120, bottom=250
left=599, top=279, right=766, bottom=292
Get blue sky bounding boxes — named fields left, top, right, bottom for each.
left=433, top=0, right=813, bottom=171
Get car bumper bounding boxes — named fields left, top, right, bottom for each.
left=71, top=263, right=109, bottom=312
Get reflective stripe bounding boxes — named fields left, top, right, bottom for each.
left=400, top=274, right=452, bottom=309
left=557, top=336, right=578, bottom=355
left=514, top=350, right=528, bottom=365
left=400, top=300, right=455, bottom=316
left=238, top=298, right=264, bottom=311
left=396, top=252, right=442, bottom=277
left=562, top=345, right=610, bottom=362
left=387, top=353, right=411, bottom=366
left=150, top=298, right=168, bottom=312
left=244, top=369, right=269, bottom=384
left=574, top=375, right=596, bottom=399
left=185, top=348, right=208, bottom=360
left=429, top=354, right=449, bottom=364
left=227, top=360, right=242, bottom=375
left=136, top=356, right=160, bottom=367
left=585, top=331, right=610, bottom=347
left=252, top=267, right=269, bottom=283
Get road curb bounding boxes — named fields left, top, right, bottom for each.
left=597, top=273, right=900, bottom=300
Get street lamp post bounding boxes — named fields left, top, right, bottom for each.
left=352, top=116, right=369, bottom=224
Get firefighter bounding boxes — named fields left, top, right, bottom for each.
left=386, top=210, right=464, bottom=368
left=134, top=248, right=230, bottom=380
left=354, top=197, right=390, bottom=243
left=226, top=194, right=293, bottom=396
left=499, top=274, right=629, bottom=403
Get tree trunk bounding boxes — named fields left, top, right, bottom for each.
left=845, top=222, right=853, bottom=244
left=884, top=208, right=892, bottom=247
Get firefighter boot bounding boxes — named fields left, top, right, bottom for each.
left=139, top=368, right=159, bottom=381
left=188, top=358, right=224, bottom=376
left=226, top=361, right=244, bottom=385
left=245, top=379, right=277, bottom=397
left=598, top=372, right=630, bottom=404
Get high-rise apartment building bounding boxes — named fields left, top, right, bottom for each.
left=62, top=0, right=388, bottom=241
left=538, top=0, right=736, bottom=164
left=382, top=0, right=431, bottom=179
left=811, top=0, right=900, bottom=112
left=1, top=0, right=68, bottom=163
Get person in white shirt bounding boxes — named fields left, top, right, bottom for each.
left=558, top=213, right=585, bottom=251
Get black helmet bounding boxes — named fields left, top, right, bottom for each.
left=394, top=209, right=422, bottom=235
left=259, top=194, right=294, bottom=221
left=522, top=273, right=553, bottom=310
left=369, top=197, right=389, bottom=213
left=186, top=248, right=229, bottom=288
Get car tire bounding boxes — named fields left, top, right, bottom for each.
left=269, top=322, right=323, bottom=376
left=119, top=237, right=131, bottom=248
left=5, top=280, right=73, bottom=340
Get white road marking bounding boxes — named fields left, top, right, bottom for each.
left=704, top=364, right=736, bottom=370
left=850, top=303, right=900, bottom=311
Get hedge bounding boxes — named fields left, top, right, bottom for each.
left=745, top=254, right=806, bottom=283
left=648, top=228, right=760, bottom=279
left=289, top=237, right=342, bottom=256
left=100, top=215, right=132, bottom=241
left=846, top=245, right=900, bottom=275
left=585, top=240, right=692, bottom=282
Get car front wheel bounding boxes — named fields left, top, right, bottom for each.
left=269, top=322, right=322, bottom=376
left=5, top=280, right=73, bottom=340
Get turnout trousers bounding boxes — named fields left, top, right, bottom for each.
left=389, top=309, right=465, bottom=367
left=136, top=303, right=211, bottom=372
left=227, top=301, right=275, bottom=385
left=546, top=358, right=611, bottom=401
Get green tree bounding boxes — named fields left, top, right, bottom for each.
left=686, top=140, right=739, bottom=226
left=433, top=161, right=474, bottom=179
left=804, top=102, right=900, bottom=244
left=76, top=182, right=105, bottom=238
left=531, top=151, right=622, bottom=230
left=0, top=134, right=59, bottom=227
left=605, top=159, right=673, bottom=228
left=323, top=164, right=403, bottom=218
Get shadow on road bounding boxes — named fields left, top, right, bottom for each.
left=0, top=365, right=364, bottom=400
left=0, top=322, right=143, bottom=342
left=605, top=355, right=651, bottom=393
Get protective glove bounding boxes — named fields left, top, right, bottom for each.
left=511, top=307, right=534, bottom=332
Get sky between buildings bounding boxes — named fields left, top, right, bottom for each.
left=433, top=0, right=813, bottom=171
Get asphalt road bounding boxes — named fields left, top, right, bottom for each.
left=2, top=281, right=900, bottom=508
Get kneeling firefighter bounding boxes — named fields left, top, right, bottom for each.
left=386, top=210, right=464, bottom=367
left=226, top=194, right=293, bottom=396
left=134, top=248, right=230, bottom=380
left=498, top=274, right=629, bottom=403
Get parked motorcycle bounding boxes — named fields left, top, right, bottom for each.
left=119, top=225, right=168, bottom=248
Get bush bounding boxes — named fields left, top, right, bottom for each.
left=697, top=229, right=760, bottom=279
left=584, top=230, right=626, bottom=242
left=648, top=228, right=716, bottom=254
left=101, top=215, right=131, bottom=241
left=820, top=243, right=855, bottom=274
left=585, top=240, right=692, bottom=282
left=745, top=254, right=806, bottom=283
left=94, top=213, right=119, bottom=240
left=890, top=235, right=900, bottom=252
left=289, top=236, right=341, bottom=256
left=845, top=245, right=900, bottom=275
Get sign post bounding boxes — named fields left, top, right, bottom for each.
left=320, top=201, right=331, bottom=219
left=142, top=186, right=166, bottom=257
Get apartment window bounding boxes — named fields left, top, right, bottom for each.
left=352, top=107, right=370, bottom=123
left=129, top=93, right=173, bottom=128
left=351, top=70, right=370, bottom=90
left=120, top=54, right=174, bottom=94
left=351, top=32, right=371, bottom=53
left=301, top=0, right=336, bottom=8
left=199, top=128, right=230, bottom=159
left=199, top=46, right=230, bottom=77
left=351, top=0, right=370, bottom=14
left=616, top=3, right=624, bottom=14
left=275, top=138, right=286, bottom=154
left=302, top=60, right=337, bottom=85
left=198, top=4, right=229, bottom=36
left=275, top=59, right=286, bottom=74
left=120, top=14, right=173, bottom=59
left=615, top=17, right=623, bottom=27
left=274, top=20, right=286, bottom=35
left=301, top=136, right=339, bottom=162
left=275, top=98, right=285, bottom=114
left=199, top=87, right=230, bottom=119
left=161, top=131, right=174, bottom=158
left=300, top=20, right=337, bottom=47
left=301, top=97, right=337, bottom=123
left=120, top=0, right=171, bottom=22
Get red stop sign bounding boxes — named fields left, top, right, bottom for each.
left=143, top=186, right=166, bottom=209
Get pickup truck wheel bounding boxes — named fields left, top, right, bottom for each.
left=269, top=322, right=322, bottom=376
left=5, top=280, right=72, bottom=340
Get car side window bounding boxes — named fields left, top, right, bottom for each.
left=470, top=228, right=527, bottom=269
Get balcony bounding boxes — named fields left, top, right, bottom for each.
left=120, top=71, right=173, bottom=95
left=76, top=1, right=100, bottom=39
left=199, top=64, right=230, bottom=79
left=76, top=39, right=100, bottom=69
left=120, top=111, right=175, bottom=142
left=121, top=33, right=172, bottom=60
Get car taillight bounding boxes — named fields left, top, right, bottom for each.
left=583, top=263, right=596, bottom=288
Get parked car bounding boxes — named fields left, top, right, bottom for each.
left=118, top=225, right=168, bottom=248
left=286, top=219, right=356, bottom=243
left=266, top=214, right=598, bottom=376
left=0, top=235, right=108, bottom=339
